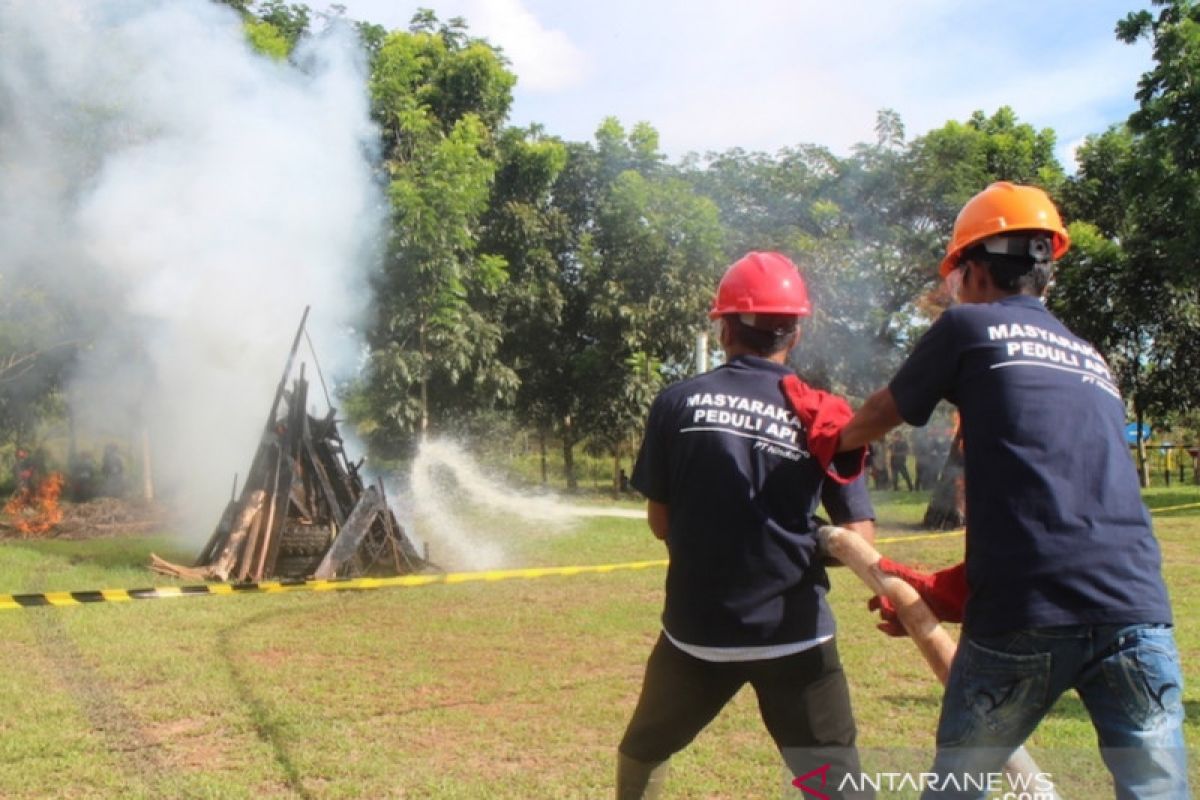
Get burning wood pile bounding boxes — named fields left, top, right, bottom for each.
left=152, top=311, right=431, bottom=582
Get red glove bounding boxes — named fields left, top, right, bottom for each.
left=779, top=374, right=866, bottom=484
left=867, top=594, right=906, bottom=637
left=866, top=559, right=968, bottom=636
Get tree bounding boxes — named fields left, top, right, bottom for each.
left=681, top=143, right=837, bottom=260
left=254, top=1, right=311, bottom=48
left=575, top=125, right=725, bottom=488
left=478, top=126, right=572, bottom=484
left=353, top=13, right=517, bottom=455
left=1034, top=2, right=1200, bottom=485
left=220, top=0, right=311, bottom=60
left=537, top=121, right=723, bottom=490
left=781, top=108, right=1065, bottom=397
left=1118, top=0, right=1200, bottom=281
left=1055, top=121, right=1200, bottom=484
left=0, top=279, right=75, bottom=448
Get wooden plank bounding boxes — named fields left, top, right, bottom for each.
left=256, top=453, right=294, bottom=580
left=312, top=487, right=384, bottom=579
left=302, top=412, right=345, bottom=527
left=248, top=442, right=286, bottom=581
left=210, top=490, right=265, bottom=582
left=195, top=498, right=236, bottom=567
left=234, top=501, right=267, bottom=583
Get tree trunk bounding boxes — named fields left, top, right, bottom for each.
left=561, top=415, right=577, bottom=491
left=923, top=429, right=965, bottom=530
left=418, top=318, right=429, bottom=442
left=140, top=426, right=154, bottom=501
left=1135, top=405, right=1149, bottom=488
left=612, top=447, right=621, bottom=499
left=67, top=407, right=77, bottom=467
left=538, top=428, right=548, bottom=486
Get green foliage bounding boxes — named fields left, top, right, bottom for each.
left=254, top=0, right=311, bottom=48
left=683, top=144, right=838, bottom=260
left=1119, top=0, right=1200, bottom=171
left=233, top=2, right=312, bottom=60
left=11, top=2, right=1197, bottom=487
left=355, top=13, right=518, bottom=454
left=242, top=19, right=291, bottom=60
left=683, top=107, right=1067, bottom=398
left=1047, top=4, right=1200, bottom=431
left=1113, top=2, right=1200, bottom=290
left=0, top=276, right=80, bottom=446
left=571, top=121, right=724, bottom=465
left=1050, top=221, right=1150, bottom=402
left=480, top=128, right=572, bottom=441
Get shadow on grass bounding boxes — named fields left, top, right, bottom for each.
left=881, top=694, right=942, bottom=709
left=217, top=606, right=316, bottom=800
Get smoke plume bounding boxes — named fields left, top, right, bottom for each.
left=0, top=0, right=382, bottom=540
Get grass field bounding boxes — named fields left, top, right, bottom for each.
left=0, top=487, right=1196, bottom=799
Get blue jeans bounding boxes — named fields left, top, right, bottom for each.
left=926, top=623, right=1189, bottom=799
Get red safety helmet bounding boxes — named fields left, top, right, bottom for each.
left=709, top=251, right=811, bottom=319
left=940, top=182, right=1070, bottom=277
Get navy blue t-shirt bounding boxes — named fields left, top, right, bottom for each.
left=889, top=295, right=1171, bottom=636
left=631, top=355, right=875, bottom=648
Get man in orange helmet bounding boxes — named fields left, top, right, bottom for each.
left=837, top=183, right=1187, bottom=798
left=617, top=251, right=874, bottom=799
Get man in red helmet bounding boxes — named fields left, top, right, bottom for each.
left=616, top=251, right=874, bottom=799
left=837, top=183, right=1187, bottom=798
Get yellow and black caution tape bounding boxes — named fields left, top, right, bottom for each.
left=0, top=535, right=963, bottom=612
left=3, top=500, right=1192, bottom=612
left=876, top=530, right=963, bottom=544
left=0, top=559, right=670, bottom=612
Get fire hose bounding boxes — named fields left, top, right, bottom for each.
left=817, top=525, right=1061, bottom=799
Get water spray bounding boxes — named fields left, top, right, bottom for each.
left=408, top=440, right=645, bottom=570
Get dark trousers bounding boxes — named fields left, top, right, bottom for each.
left=620, top=634, right=867, bottom=795
left=891, top=460, right=913, bottom=491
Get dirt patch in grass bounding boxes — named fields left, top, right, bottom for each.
left=145, top=717, right=233, bottom=773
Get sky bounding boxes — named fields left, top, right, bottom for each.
left=312, top=0, right=1155, bottom=166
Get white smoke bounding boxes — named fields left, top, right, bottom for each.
left=0, top=1, right=382, bottom=540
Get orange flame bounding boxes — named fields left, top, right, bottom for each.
left=4, top=472, right=64, bottom=536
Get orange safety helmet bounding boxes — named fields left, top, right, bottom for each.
left=709, top=251, right=811, bottom=319
left=939, top=182, right=1070, bottom=277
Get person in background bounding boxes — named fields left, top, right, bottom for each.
left=616, top=252, right=874, bottom=800
left=867, top=440, right=889, bottom=491
left=837, top=182, right=1187, bottom=798
left=888, top=432, right=913, bottom=491
left=69, top=450, right=98, bottom=502
left=101, top=444, right=126, bottom=498
left=912, top=431, right=937, bottom=492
